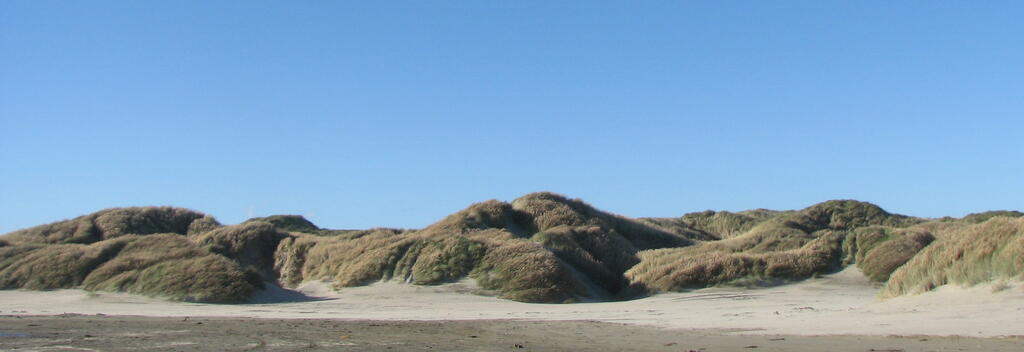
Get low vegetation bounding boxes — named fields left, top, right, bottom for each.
left=0, top=195, right=1020, bottom=303
left=82, top=234, right=260, bottom=303
left=960, top=210, right=1024, bottom=224
left=883, top=217, right=1024, bottom=297
left=2, top=207, right=209, bottom=245
left=627, top=200, right=926, bottom=291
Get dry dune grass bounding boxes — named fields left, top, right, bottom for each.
left=191, top=221, right=289, bottom=280
left=512, top=193, right=696, bottom=248
left=960, top=210, right=1024, bottom=224
left=787, top=200, right=923, bottom=232
left=244, top=215, right=320, bottom=233
left=644, top=209, right=781, bottom=240
left=187, top=215, right=221, bottom=236
left=844, top=226, right=934, bottom=282
left=627, top=200, right=926, bottom=292
left=637, top=217, right=718, bottom=241
left=268, top=193, right=693, bottom=302
left=3, top=207, right=209, bottom=245
left=1, top=196, right=1022, bottom=304
left=0, top=207, right=265, bottom=303
left=627, top=231, right=843, bottom=291
left=270, top=206, right=579, bottom=302
left=0, top=240, right=125, bottom=290
left=83, top=234, right=260, bottom=303
left=471, top=238, right=581, bottom=302
left=882, top=217, right=1024, bottom=297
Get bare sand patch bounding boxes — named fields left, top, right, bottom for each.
left=1, top=267, right=1022, bottom=338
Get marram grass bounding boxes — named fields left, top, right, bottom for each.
left=0, top=196, right=1021, bottom=303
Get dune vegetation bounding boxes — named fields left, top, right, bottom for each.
left=0, top=194, right=1021, bottom=303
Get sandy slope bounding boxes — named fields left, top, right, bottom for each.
left=1, top=268, right=1022, bottom=338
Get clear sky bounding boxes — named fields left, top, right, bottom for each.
left=1, top=1, right=1022, bottom=233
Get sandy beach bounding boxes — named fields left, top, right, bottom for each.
left=1, top=268, right=1022, bottom=351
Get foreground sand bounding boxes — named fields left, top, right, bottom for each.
left=1, top=268, right=1022, bottom=350
left=2, top=316, right=1022, bottom=352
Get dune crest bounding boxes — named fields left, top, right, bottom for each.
left=1, top=193, right=1021, bottom=303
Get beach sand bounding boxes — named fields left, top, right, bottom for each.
left=1, top=268, right=1022, bottom=351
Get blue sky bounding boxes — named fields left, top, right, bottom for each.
left=1, top=1, right=1022, bottom=233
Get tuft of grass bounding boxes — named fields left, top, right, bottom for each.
left=882, top=217, right=1024, bottom=297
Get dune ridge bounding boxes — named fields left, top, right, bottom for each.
left=1, top=192, right=1021, bottom=303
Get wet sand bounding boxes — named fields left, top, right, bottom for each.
left=1, top=315, right=1021, bottom=352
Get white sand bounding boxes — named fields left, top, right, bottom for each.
left=2, top=267, right=1022, bottom=337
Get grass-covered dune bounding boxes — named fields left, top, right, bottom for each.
left=272, top=193, right=696, bottom=303
left=0, top=207, right=272, bottom=302
left=1, top=194, right=1022, bottom=303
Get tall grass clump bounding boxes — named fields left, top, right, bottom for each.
left=882, top=217, right=1024, bottom=297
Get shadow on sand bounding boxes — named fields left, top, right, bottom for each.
left=247, top=282, right=338, bottom=304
